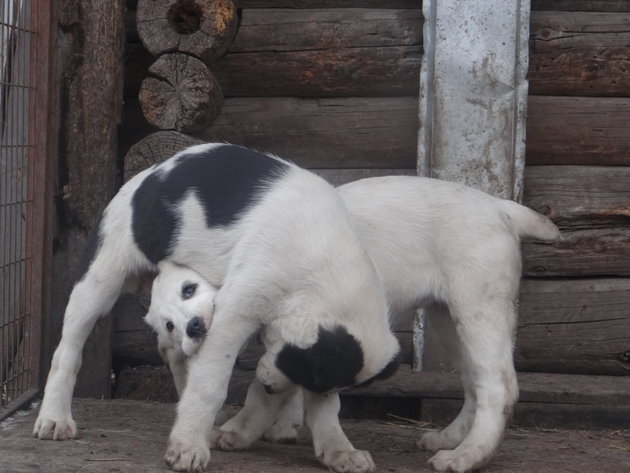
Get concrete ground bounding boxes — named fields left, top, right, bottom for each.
left=1, top=398, right=629, bottom=473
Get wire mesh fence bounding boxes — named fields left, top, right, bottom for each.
left=0, top=0, right=45, bottom=414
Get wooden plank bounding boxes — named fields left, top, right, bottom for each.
left=421, top=398, right=630, bottom=429
left=523, top=227, right=630, bottom=277
left=211, top=46, right=421, bottom=98
left=523, top=165, right=630, bottom=227
left=526, top=96, right=630, bottom=166
left=531, top=0, right=630, bottom=12
left=233, top=1, right=421, bottom=8
left=126, top=10, right=629, bottom=99
left=229, top=9, right=422, bottom=53
left=345, top=366, right=630, bottom=405
left=199, top=97, right=419, bottom=168
left=517, top=278, right=630, bottom=375
left=529, top=11, right=630, bottom=96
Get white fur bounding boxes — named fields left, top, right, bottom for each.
left=156, top=175, right=561, bottom=473
left=33, top=144, right=396, bottom=473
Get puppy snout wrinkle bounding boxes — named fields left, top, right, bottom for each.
left=186, top=316, right=207, bottom=339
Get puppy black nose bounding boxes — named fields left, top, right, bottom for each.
left=263, top=384, right=276, bottom=395
left=186, top=316, right=207, bottom=339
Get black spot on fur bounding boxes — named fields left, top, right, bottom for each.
left=355, top=351, right=401, bottom=388
left=131, top=145, right=289, bottom=264
left=275, top=325, right=364, bottom=393
left=77, top=218, right=103, bottom=281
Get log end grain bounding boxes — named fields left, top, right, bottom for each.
left=136, top=0, right=238, bottom=64
left=139, top=53, right=224, bottom=132
left=124, top=130, right=204, bottom=182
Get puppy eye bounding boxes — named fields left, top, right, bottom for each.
left=166, top=321, right=174, bottom=332
left=181, top=283, right=197, bottom=300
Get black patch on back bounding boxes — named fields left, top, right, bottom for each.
left=131, top=145, right=289, bottom=264
left=76, top=218, right=103, bottom=282
left=275, top=325, right=364, bottom=393
left=354, top=350, right=401, bottom=389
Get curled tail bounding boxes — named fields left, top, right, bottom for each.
left=501, top=200, right=561, bottom=241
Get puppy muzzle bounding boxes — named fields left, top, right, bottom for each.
left=186, top=316, right=207, bottom=339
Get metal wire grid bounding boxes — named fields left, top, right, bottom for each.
left=0, top=0, right=37, bottom=410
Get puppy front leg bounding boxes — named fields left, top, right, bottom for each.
left=304, top=391, right=375, bottom=473
left=164, top=315, right=258, bottom=472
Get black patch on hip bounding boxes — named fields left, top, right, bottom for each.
left=131, top=144, right=289, bottom=264
left=354, top=350, right=401, bottom=389
left=275, top=325, right=364, bottom=393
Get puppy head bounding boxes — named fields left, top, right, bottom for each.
left=144, top=261, right=218, bottom=357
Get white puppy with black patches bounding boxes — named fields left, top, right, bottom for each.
left=149, top=175, right=561, bottom=473
left=33, top=143, right=398, bottom=473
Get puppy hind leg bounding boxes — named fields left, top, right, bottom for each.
left=305, top=391, right=375, bottom=473
left=263, top=387, right=304, bottom=444
left=211, top=380, right=299, bottom=450
left=418, top=304, right=476, bottom=452
left=428, top=299, right=519, bottom=473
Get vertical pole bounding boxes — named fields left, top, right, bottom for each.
left=414, top=0, right=530, bottom=371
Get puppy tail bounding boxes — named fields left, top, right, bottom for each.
left=501, top=200, right=562, bottom=241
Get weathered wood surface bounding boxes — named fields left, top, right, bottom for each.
left=139, top=54, right=223, bottom=132
left=233, top=0, right=420, bottom=7
left=529, top=12, right=630, bottom=97
left=126, top=9, right=630, bottom=98
left=531, top=0, right=630, bottom=12
left=345, top=366, right=630, bottom=405
left=517, top=278, right=630, bottom=375
left=211, top=8, right=422, bottom=97
left=124, top=131, right=203, bottom=182
left=523, top=227, right=630, bottom=277
left=52, top=0, right=125, bottom=399
left=523, top=166, right=630, bottom=228
left=421, top=398, right=630, bottom=429
left=136, top=0, right=237, bottom=64
left=129, top=95, right=629, bottom=168
left=526, top=96, right=630, bottom=166
left=112, top=277, right=630, bottom=375
left=199, top=97, right=419, bottom=168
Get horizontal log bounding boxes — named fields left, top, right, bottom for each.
left=529, top=11, right=630, bottom=96
left=198, top=97, right=419, bottom=168
left=516, top=278, right=630, bottom=375
left=526, top=96, right=630, bottom=166
left=523, top=227, right=630, bottom=277
left=126, top=9, right=630, bottom=98
left=229, top=9, right=422, bottom=53
left=531, top=0, right=630, bottom=12
left=233, top=1, right=420, bottom=7
left=345, top=366, right=630, bottom=406
left=523, top=165, right=630, bottom=227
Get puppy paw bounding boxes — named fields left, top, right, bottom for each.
left=164, top=438, right=210, bottom=472
left=429, top=448, right=481, bottom=473
left=209, top=428, right=252, bottom=451
left=320, top=449, right=376, bottom=473
left=417, top=430, right=460, bottom=452
left=33, top=413, right=77, bottom=440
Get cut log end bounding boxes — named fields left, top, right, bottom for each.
left=124, top=131, right=204, bottom=182
left=139, top=53, right=224, bottom=132
left=137, top=0, right=238, bottom=64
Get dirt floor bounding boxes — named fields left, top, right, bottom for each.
left=1, top=398, right=629, bottom=473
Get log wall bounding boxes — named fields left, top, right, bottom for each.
left=116, top=0, right=630, bottom=376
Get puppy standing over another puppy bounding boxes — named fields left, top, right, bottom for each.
left=33, top=143, right=399, bottom=473
left=151, top=175, right=561, bottom=473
